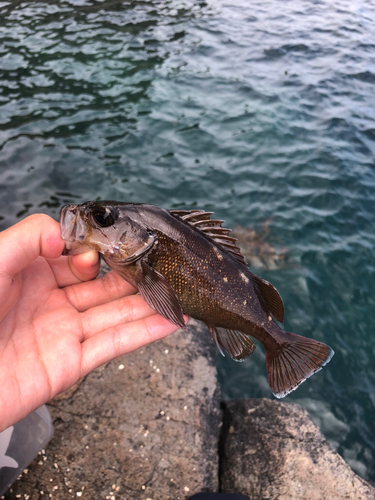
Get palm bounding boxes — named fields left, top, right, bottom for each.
left=1, top=258, right=84, bottom=411
left=0, top=215, right=182, bottom=431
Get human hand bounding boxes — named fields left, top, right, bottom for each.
left=0, top=214, right=186, bottom=431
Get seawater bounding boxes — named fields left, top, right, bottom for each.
left=1, top=0, right=375, bottom=482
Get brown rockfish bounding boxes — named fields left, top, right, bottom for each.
left=60, top=201, right=334, bottom=398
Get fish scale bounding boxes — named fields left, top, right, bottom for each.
left=149, top=231, right=241, bottom=322
left=60, top=201, right=334, bottom=398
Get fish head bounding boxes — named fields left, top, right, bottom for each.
left=60, top=201, right=156, bottom=264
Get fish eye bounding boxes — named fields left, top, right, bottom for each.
left=91, top=207, right=117, bottom=228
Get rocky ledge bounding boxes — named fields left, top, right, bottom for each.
left=4, top=320, right=375, bottom=500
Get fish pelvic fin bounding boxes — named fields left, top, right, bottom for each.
left=207, top=325, right=256, bottom=361
left=265, top=331, right=334, bottom=398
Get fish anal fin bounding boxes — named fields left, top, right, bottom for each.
left=207, top=325, right=256, bottom=361
left=265, top=332, right=334, bottom=398
left=207, top=325, right=226, bottom=357
left=170, top=209, right=249, bottom=268
left=137, top=261, right=186, bottom=330
left=250, top=272, right=284, bottom=323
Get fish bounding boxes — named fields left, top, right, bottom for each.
left=60, top=201, right=334, bottom=398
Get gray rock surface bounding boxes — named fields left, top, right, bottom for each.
left=5, top=319, right=221, bottom=500
left=3, top=316, right=375, bottom=500
left=220, top=398, right=375, bottom=500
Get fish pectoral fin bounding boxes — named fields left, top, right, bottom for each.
left=137, top=261, right=186, bottom=330
left=207, top=325, right=256, bottom=361
left=250, top=272, right=285, bottom=323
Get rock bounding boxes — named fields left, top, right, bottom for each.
left=4, top=314, right=375, bottom=500
left=220, top=399, right=375, bottom=500
left=5, top=319, right=221, bottom=500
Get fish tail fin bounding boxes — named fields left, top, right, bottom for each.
left=265, top=331, right=334, bottom=398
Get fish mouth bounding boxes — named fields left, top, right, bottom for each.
left=60, top=204, right=78, bottom=242
left=60, top=204, right=91, bottom=255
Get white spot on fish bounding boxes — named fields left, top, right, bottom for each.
left=214, top=246, right=223, bottom=260
left=240, top=272, right=249, bottom=283
left=268, top=316, right=272, bottom=321
left=243, top=300, right=247, bottom=306
left=223, top=277, right=228, bottom=283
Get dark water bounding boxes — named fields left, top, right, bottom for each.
left=1, top=0, right=375, bottom=482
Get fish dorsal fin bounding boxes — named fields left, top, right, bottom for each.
left=207, top=325, right=256, bottom=361
left=250, top=272, right=284, bottom=323
left=170, top=209, right=248, bottom=267
left=170, top=210, right=213, bottom=222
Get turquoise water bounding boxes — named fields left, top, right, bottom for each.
left=1, top=0, right=375, bottom=482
